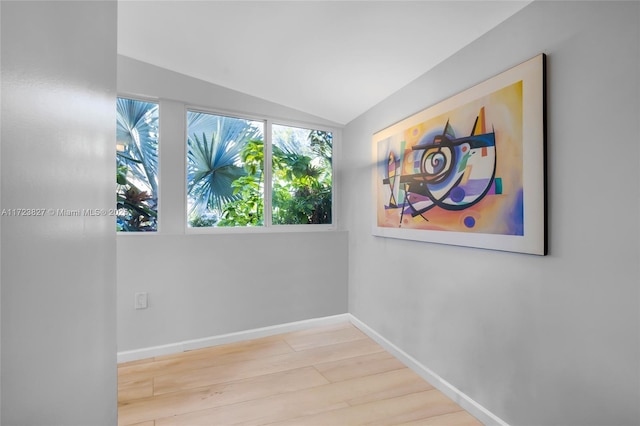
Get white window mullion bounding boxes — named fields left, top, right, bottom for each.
left=263, top=120, right=273, bottom=227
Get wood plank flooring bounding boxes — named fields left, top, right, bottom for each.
left=118, top=322, right=483, bottom=426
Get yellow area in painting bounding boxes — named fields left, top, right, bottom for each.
left=473, top=107, right=486, bottom=135
left=460, top=165, right=472, bottom=185
left=405, top=123, right=426, bottom=146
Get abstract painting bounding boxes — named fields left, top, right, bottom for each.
left=373, top=54, right=546, bottom=255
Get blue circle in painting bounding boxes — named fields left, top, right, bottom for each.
left=450, top=187, right=465, bottom=203
left=464, top=216, right=476, bottom=228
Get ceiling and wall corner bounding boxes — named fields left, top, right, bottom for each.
left=117, top=0, right=532, bottom=125
left=113, top=1, right=536, bottom=357
left=115, top=2, right=535, bottom=354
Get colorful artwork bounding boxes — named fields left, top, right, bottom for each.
left=372, top=54, right=546, bottom=255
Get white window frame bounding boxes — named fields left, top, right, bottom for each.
left=184, top=105, right=338, bottom=234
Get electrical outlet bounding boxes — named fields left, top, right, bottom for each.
left=134, top=292, right=148, bottom=309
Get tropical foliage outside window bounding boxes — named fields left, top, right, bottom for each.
left=187, top=112, right=264, bottom=227
left=116, top=98, right=158, bottom=232
left=186, top=111, right=333, bottom=228
left=272, top=125, right=332, bottom=225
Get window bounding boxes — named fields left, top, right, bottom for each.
left=186, top=110, right=333, bottom=229
left=116, top=98, right=159, bottom=232
left=187, top=111, right=264, bottom=227
left=272, top=125, right=332, bottom=225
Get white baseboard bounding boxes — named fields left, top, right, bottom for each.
left=348, top=314, right=508, bottom=426
left=117, top=313, right=350, bottom=363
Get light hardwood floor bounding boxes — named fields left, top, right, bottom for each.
left=118, top=322, right=483, bottom=426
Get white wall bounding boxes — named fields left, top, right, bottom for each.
left=342, top=2, right=639, bottom=425
left=117, top=57, right=348, bottom=352
left=1, top=1, right=117, bottom=424
left=0, top=2, right=3, bottom=421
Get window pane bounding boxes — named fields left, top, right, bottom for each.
left=116, top=98, right=158, bottom=232
left=187, top=111, right=264, bottom=227
left=272, top=125, right=332, bottom=225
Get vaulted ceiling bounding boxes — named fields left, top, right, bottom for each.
left=118, top=1, right=531, bottom=125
